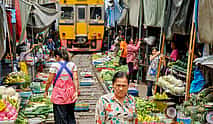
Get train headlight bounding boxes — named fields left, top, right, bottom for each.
left=98, top=33, right=101, bottom=37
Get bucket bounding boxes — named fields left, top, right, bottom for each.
left=177, top=113, right=191, bottom=124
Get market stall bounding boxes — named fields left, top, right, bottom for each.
left=92, top=52, right=176, bottom=123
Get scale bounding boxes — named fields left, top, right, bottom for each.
left=205, top=103, right=213, bottom=123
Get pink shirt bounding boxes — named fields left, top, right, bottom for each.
left=127, top=42, right=140, bottom=63
left=170, top=49, right=179, bottom=61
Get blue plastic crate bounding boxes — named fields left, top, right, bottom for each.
left=128, top=90, right=139, bottom=97
left=74, top=107, right=89, bottom=111
left=80, top=82, right=92, bottom=86
left=19, top=92, right=32, bottom=100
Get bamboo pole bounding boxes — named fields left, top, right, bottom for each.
left=8, top=33, right=14, bottom=72
left=189, top=28, right=196, bottom=87
left=154, top=33, right=165, bottom=94
left=185, top=22, right=195, bottom=101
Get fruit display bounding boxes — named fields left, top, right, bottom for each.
left=0, top=100, right=6, bottom=112
left=136, top=98, right=161, bottom=122
left=153, top=92, right=168, bottom=100
left=0, top=86, right=20, bottom=121
left=3, top=72, right=31, bottom=85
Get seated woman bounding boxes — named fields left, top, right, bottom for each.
left=164, top=41, right=179, bottom=62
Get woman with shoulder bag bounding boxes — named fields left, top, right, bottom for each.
left=44, top=49, right=79, bottom=124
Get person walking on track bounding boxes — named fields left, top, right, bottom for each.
left=44, top=49, right=79, bottom=124
left=95, top=71, right=137, bottom=124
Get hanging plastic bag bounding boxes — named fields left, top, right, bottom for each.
left=190, top=68, right=205, bottom=94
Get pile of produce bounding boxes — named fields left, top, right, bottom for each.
left=16, top=95, right=53, bottom=123
left=136, top=98, right=160, bottom=122
left=168, top=60, right=195, bottom=73
left=115, top=65, right=128, bottom=73
left=176, top=88, right=213, bottom=123
left=153, top=92, right=168, bottom=100
left=92, top=53, right=104, bottom=60
left=100, top=69, right=115, bottom=81
left=157, top=75, right=185, bottom=95
left=0, top=86, right=20, bottom=121
left=3, top=72, right=31, bottom=86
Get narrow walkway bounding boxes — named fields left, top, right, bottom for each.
left=72, top=54, right=107, bottom=124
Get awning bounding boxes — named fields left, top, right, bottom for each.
left=164, top=0, right=194, bottom=40
left=18, top=0, right=61, bottom=44
left=27, top=1, right=61, bottom=32
left=194, top=56, right=213, bottom=69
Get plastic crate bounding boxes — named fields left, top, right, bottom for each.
left=0, top=120, right=15, bottom=124
left=80, top=82, right=92, bottom=86
left=75, top=103, right=89, bottom=111
left=128, top=90, right=139, bottom=97
left=19, top=92, right=32, bottom=100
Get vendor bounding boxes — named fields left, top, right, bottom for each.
left=146, top=47, right=161, bottom=98
left=127, top=38, right=141, bottom=83
left=44, top=49, right=79, bottom=124
left=119, top=37, right=127, bottom=65
left=164, top=41, right=179, bottom=62
left=96, top=71, right=137, bottom=123
left=19, top=43, right=41, bottom=75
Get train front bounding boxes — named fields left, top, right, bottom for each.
left=58, top=0, right=104, bottom=52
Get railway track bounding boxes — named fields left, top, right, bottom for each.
left=72, top=54, right=108, bottom=124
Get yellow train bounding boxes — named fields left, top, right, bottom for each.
left=58, top=0, right=104, bottom=51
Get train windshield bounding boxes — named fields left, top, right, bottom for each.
left=90, top=7, right=102, bottom=20
left=78, top=8, right=85, bottom=20
left=61, top=7, right=74, bottom=20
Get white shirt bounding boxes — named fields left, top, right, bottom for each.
left=49, top=61, right=77, bottom=80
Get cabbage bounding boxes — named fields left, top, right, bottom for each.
left=115, top=65, right=128, bottom=73
left=100, top=69, right=115, bottom=81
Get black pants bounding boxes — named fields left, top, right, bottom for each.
left=53, top=103, right=76, bottom=124
left=119, top=57, right=127, bottom=65
left=147, top=81, right=160, bottom=97
left=128, top=62, right=134, bottom=82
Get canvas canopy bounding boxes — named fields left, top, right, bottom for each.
left=18, top=0, right=61, bottom=44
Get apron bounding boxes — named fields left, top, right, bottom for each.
left=51, top=62, right=77, bottom=104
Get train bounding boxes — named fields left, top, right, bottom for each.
left=58, top=0, right=104, bottom=51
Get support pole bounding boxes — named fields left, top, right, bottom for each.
left=185, top=23, right=195, bottom=101
left=12, top=0, right=16, bottom=71
left=124, top=9, right=128, bottom=41
left=137, top=0, right=142, bottom=83
left=8, top=32, right=13, bottom=72
left=154, top=33, right=165, bottom=94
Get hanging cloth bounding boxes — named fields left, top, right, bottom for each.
left=198, top=0, right=213, bottom=44
left=0, top=4, right=7, bottom=60
left=164, top=0, right=194, bottom=39
left=143, top=0, right=166, bottom=27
